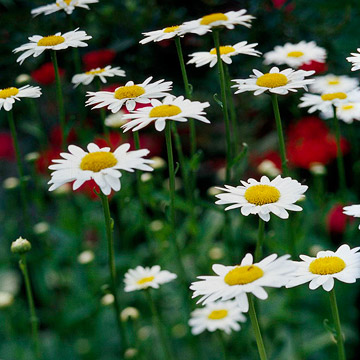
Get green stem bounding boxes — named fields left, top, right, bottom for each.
left=270, top=94, right=288, bottom=176
left=217, top=331, right=228, bottom=360
left=255, top=218, right=265, bottom=262
left=19, top=255, right=41, bottom=359
left=50, top=50, right=66, bottom=149
left=329, top=288, right=346, bottom=360
left=247, top=294, right=268, bottom=360
left=96, top=78, right=109, bottom=138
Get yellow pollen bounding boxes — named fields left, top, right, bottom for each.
left=208, top=309, right=228, bottom=320
left=287, top=51, right=304, bottom=58
left=244, top=184, right=281, bottom=206
left=321, top=92, right=347, bottom=101
left=309, top=256, right=346, bottom=275
left=342, top=104, right=354, bottom=110
left=225, top=265, right=264, bottom=285
left=137, top=276, right=155, bottom=285
left=0, top=87, right=19, bottom=99
left=163, top=25, right=180, bottom=33
left=114, top=85, right=145, bottom=100
left=149, top=105, right=182, bottom=118
left=256, top=73, right=288, bottom=88
left=328, top=79, right=340, bottom=85
left=210, top=46, right=236, bottom=55
left=80, top=152, right=117, bottom=172
left=200, top=13, right=228, bottom=26
left=37, top=35, right=65, bottom=47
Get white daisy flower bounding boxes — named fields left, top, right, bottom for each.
left=124, top=265, right=177, bottom=292
left=347, top=48, right=360, bottom=71
left=71, top=66, right=125, bottom=88
left=286, top=244, right=360, bottom=291
left=215, top=175, right=307, bottom=222
left=105, top=110, right=127, bottom=128
left=263, top=41, right=326, bottom=68
left=181, top=10, right=254, bottom=36
left=31, top=0, right=98, bottom=16
left=140, top=24, right=187, bottom=44
left=13, top=28, right=92, bottom=65
left=232, top=67, right=315, bottom=96
left=309, top=74, right=358, bottom=94
left=321, top=102, right=360, bottom=124
left=122, top=95, right=210, bottom=132
left=0, top=85, right=42, bottom=111
left=343, top=205, right=360, bottom=229
left=187, top=41, right=261, bottom=68
left=190, top=253, right=295, bottom=312
left=86, top=77, right=172, bottom=113
left=189, top=301, right=246, bottom=335
left=48, top=143, right=153, bottom=195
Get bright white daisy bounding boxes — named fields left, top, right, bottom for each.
left=124, top=265, right=177, bottom=292
left=286, top=244, right=360, bottom=291
left=187, top=41, right=261, bottom=68
left=190, top=253, right=295, bottom=312
left=343, top=205, right=360, bottom=229
left=215, top=175, right=307, bottom=222
left=140, top=24, right=187, bottom=44
left=309, top=74, right=358, bottom=94
left=13, top=28, right=92, bottom=65
left=347, top=48, right=360, bottom=71
left=86, top=77, right=172, bottom=112
left=189, top=301, right=246, bottom=335
left=31, top=0, right=98, bottom=16
left=122, top=95, right=210, bottom=132
left=0, top=85, right=42, bottom=111
left=263, top=41, right=326, bottom=68
left=181, top=10, right=254, bottom=36
left=71, top=65, right=125, bottom=88
left=48, top=143, right=153, bottom=195
left=232, top=67, right=315, bottom=96
left=321, top=101, right=360, bottom=123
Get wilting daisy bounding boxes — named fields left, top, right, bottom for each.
left=0, top=85, right=42, bottom=111
left=13, top=28, right=92, bottom=65
left=286, top=244, right=360, bottom=291
left=310, top=74, right=358, bottom=94
left=124, top=265, right=177, bottom=292
left=140, top=24, right=187, bottom=44
left=189, top=301, right=246, bottom=335
left=71, top=66, right=125, bottom=87
left=347, top=48, right=360, bottom=71
left=31, top=0, right=98, bottom=16
left=187, top=41, right=261, bottom=68
left=122, top=95, right=210, bottom=132
left=191, top=253, right=295, bottom=312
left=321, top=101, right=360, bottom=123
left=343, top=205, right=360, bottom=229
left=263, top=41, right=326, bottom=68
left=48, top=143, right=153, bottom=195
left=233, top=67, right=315, bottom=96
left=215, top=175, right=307, bottom=222
left=86, top=77, right=172, bottom=112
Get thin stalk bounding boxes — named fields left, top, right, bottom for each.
left=255, top=218, right=265, bottom=262
left=247, top=294, right=268, bottom=360
left=19, top=255, right=41, bottom=359
left=96, top=78, right=109, bottom=138
left=329, top=288, right=346, bottom=360
left=217, top=331, right=228, bottom=360
left=212, top=29, right=232, bottom=182
left=270, top=94, right=288, bottom=176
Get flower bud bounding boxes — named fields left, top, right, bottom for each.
left=11, top=237, right=31, bottom=254
left=121, top=307, right=139, bottom=321
left=150, top=156, right=166, bottom=169
left=124, top=348, right=138, bottom=359
left=101, top=293, right=114, bottom=306
left=0, top=291, right=14, bottom=309
left=77, top=250, right=95, bottom=265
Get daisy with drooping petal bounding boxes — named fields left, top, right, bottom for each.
left=124, top=265, right=177, bottom=292
left=263, top=41, right=327, bottom=68
left=343, top=205, right=360, bottom=229
left=86, top=77, right=172, bottom=112
left=48, top=142, right=153, bottom=195
left=187, top=41, right=261, bottom=68
left=140, top=24, right=187, bottom=44
left=31, top=0, right=98, bottom=17
left=309, top=74, right=358, bottom=94
left=189, top=301, right=246, bottom=335
left=321, top=101, right=360, bottom=124
left=0, top=85, right=42, bottom=111
left=122, top=95, right=210, bottom=132
left=13, top=28, right=92, bottom=65
left=347, top=48, right=360, bottom=71
left=215, top=175, right=308, bottom=222
left=71, top=65, right=125, bottom=87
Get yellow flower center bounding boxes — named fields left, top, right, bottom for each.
left=56, top=0, right=72, bottom=6
left=210, top=46, right=236, bottom=55
left=200, top=13, right=228, bottom=25
left=80, top=152, right=118, bottom=172
left=256, top=73, right=288, bottom=88
left=163, top=25, right=180, bottom=33
left=37, top=35, right=65, bottom=47
left=208, top=309, right=228, bottom=320
left=0, top=87, right=19, bottom=99
left=137, top=276, right=155, bottom=285
left=85, top=68, right=106, bottom=75
left=149, top=105, right=182, bottom=118
left=287, top=51, right=304, bottom=58
left=224, top=265, right=264, bottom=285
left=114, top=85, right=145, bottom=100
left=244, top=184, right=281, bottom=206
left=328, top=79, right=340, bottom=85
left=309, top=256, right=346, bottom=275
left=341, top=104, right=354, bottom=110
left=321, top=92, right=347, bottom=101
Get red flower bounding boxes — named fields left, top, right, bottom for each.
left=82, top=49, right=116, bottom=71
left=50, top=125, right=77, bottom=148
left=36, top=148, right=61, bottom=175
left=94, top=131, right=124, bottom=149
left=252, top=150, right=282, bottom=170
left=327, top=204, right=352, bottom=235
left=0, top=132, right=15, bottom=161
left=101, top=83, right=122, bottom=92
left=31, top=62, right=65, bottom=85
left=299, top=60, right=328, bottom=74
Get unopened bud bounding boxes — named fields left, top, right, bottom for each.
left=121, top=307, right=139, bottom=321
left=11, top=237, right=31, bottom=254
left=150, top=156, right=166, bottom=169
left=0, top=291, right=14, bottom=309
left=124, top=348, right=138, bottom=359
